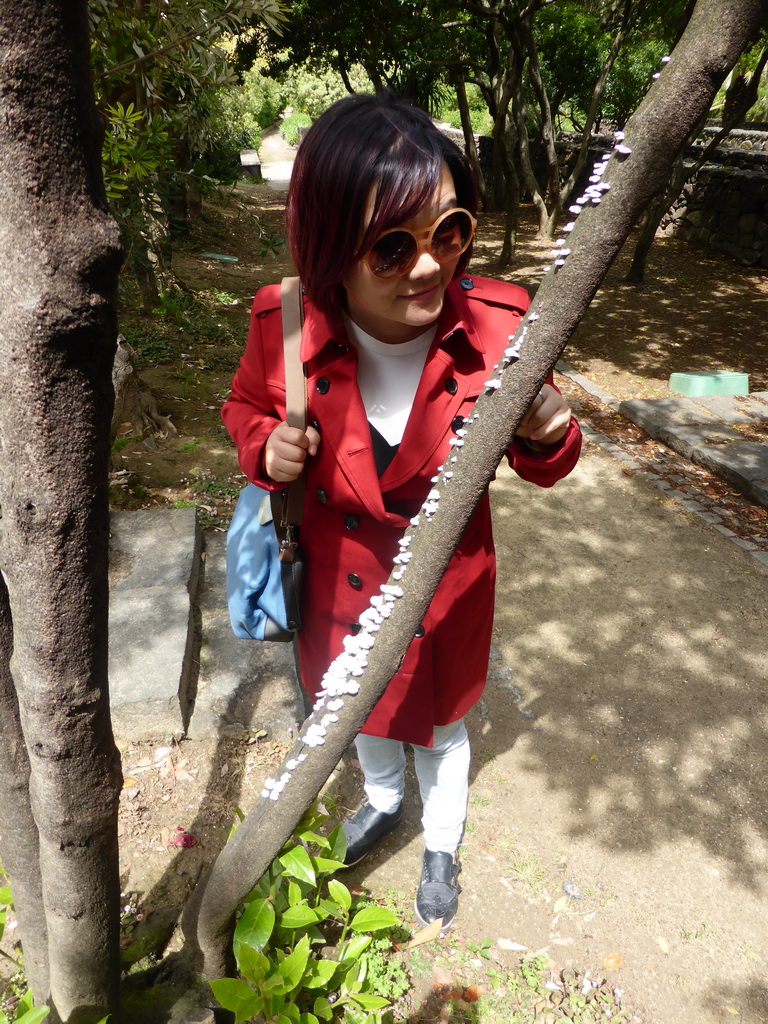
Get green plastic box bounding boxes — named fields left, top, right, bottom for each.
left=669, top=371, right=749, bottom=397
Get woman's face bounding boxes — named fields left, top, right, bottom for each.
left=342, top=162, right=461, bottom=345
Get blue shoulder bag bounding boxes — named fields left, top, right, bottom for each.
left=226, top=277, right=306, bottom=641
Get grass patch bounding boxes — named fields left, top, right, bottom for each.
left=121, top=288, right=243, bottom=373
left=470, top=792, right=492, bottom=809
left=509, top=855, right=547, bottom=893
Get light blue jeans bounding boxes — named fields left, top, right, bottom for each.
left=353, top=718, right=470, bottom=854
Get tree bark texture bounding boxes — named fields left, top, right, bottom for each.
left=0, top=574, right=50, bottom=1009
left=188, top=0, right=767, bottom=981
left=0, top=3, right=124, bottom=1022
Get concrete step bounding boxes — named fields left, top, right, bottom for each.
left=108, top=510, right=303, bottom=743
left=188, top=531, right=304, bottom=740
left=109, top=509, right=201, bottom=740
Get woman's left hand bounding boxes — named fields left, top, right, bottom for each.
left=515, top=383, right=571, bottom=448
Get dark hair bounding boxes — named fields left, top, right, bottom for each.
left=285, top=92, right=478, bottom=319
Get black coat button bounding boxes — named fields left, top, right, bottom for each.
left=445, top=377, right=458, bottom=395
left=451, top=416, right=465, bottom=433
left=347, top=573, right=362, bottom=589
left=315, top=488, right=328, bottom=503
left=414, top=624, right=425, bottom=638
left=344, top=514, right=359, bottom=530
left=316, top=377, right=330, bottom=394
left=459, top=277, right=474, bottom=290
left=311, top=419, right=321, bottom=433
left=350, top=622, right=362, bottom=634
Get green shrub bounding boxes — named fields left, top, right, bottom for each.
left=240, top=65, right=288, bottom=129
left=280, top=111, right=313, bottom=147
left=211, top=805, right=408, bottom=1024
left=438, top=83, right=493, bottom=136
left=278, top=63, right=372, bottom=121
left=439, top=106, right=493, bottom=136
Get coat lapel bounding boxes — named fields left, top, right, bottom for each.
left=299, top=282, right=488, bottom=519
left=303, top=318, right=387, bottom=520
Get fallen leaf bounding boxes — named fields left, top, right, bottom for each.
left=657, top=936, right=670, bottom=954
left=122, top=778, right=138, bottom=788
left=725, top=1008, right=739, bottom=1016
left=553, top=896, right=570, bottom=915
left=497, top=938, right=528, bottom=951
left=462, top=985, right=481, bottom=1002
left=603, top=953, right=623, bottom=970
left=407, top=918, right=444, bottom=948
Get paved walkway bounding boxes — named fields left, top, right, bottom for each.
left=253, top=125, right=296, bottom=192
left=559, top=363, right=768, bottom=514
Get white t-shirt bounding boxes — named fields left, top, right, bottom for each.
left=344, top=314, right=436, bottom=446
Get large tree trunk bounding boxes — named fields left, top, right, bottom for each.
left=0, top=3, right=124, bottom=1022
left=185, top=0, right=767, bottom=980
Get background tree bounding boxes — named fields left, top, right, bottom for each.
left=255, top=0, right=698, bottom=258
left=89, top=0, right=286, bottom=309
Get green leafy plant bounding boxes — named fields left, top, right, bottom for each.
left=210, top=806, right=407, bottom=1024
left=467, top=937, right=493, bottom=961
left=279, top=111, right=313, bottom=147
left=111, top=435, right=143, bottom=452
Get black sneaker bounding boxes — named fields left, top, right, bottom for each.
left=414, top=850, right=461, bottom=930
left=341, top=801, right=403, bottom=867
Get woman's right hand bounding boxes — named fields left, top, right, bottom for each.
left=264, top=421, right=321, bottom=482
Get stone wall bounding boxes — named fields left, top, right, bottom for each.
left=447, top=124, right=768, bottom=270
left=659, top=163, right=768, bottom=268
left=554, top=129, right=768, bottom=269
left=699, top=124, right=768, bottom=153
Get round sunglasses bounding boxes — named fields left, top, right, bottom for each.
left=364, top=207, right=477, bottom=278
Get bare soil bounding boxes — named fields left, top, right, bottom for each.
left=71, top=183, right=768, bottom=1022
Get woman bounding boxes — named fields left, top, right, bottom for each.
left=222, top=92, right=581, bottom=929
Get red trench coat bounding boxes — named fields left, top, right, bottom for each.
left=222, top=275, right=582, bottom=746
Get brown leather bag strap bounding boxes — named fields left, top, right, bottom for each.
left=281, top=276, right=306, bottom=430
left=277, top=276, right=307, bottom=534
